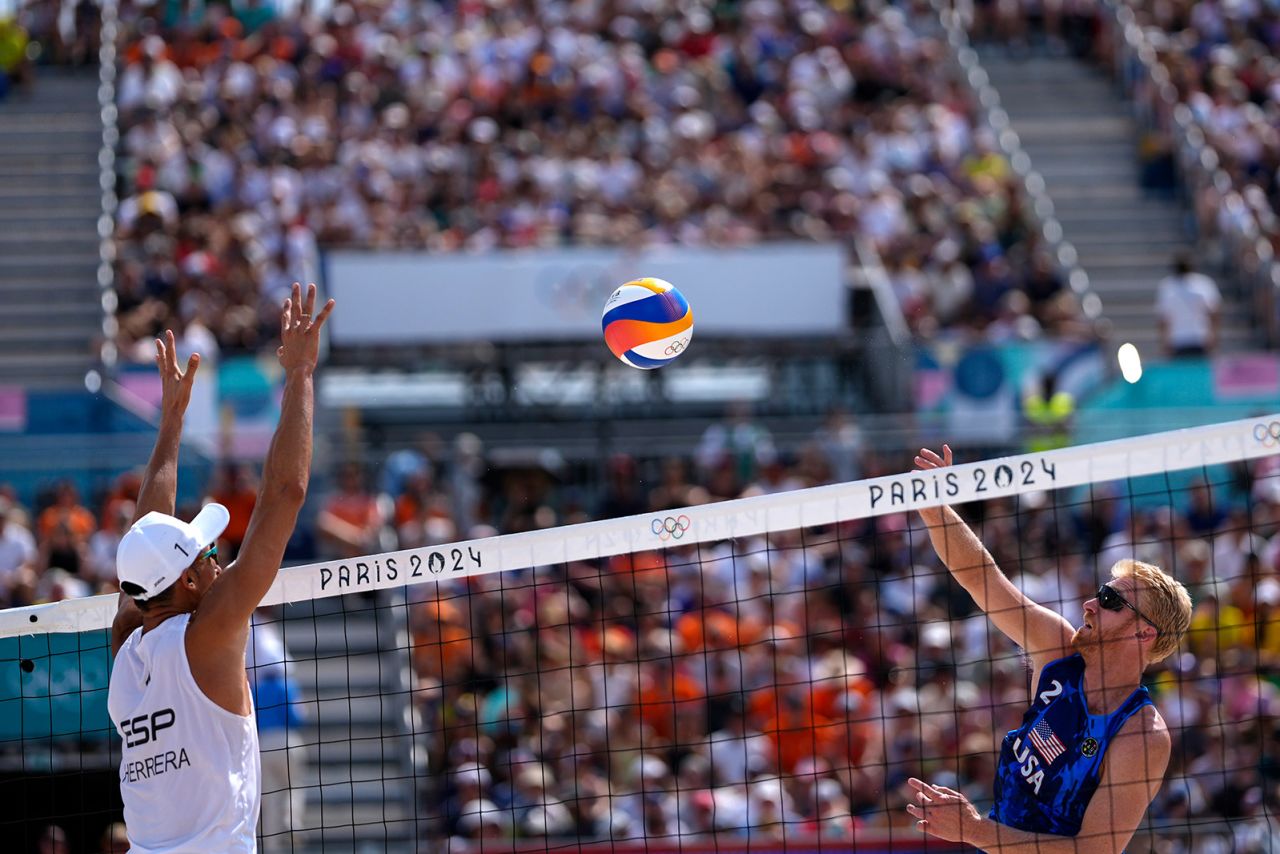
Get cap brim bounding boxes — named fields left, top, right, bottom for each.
left=190, top=503, right=230, bottom=547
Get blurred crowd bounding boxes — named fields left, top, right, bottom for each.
left=109, top=0, right=1088, bottom=360
left=3, top=407, right=1279, bottom=849
left=1120, top=0, right=1280, bottom=258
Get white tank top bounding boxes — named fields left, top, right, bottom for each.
left=108, top=613, right=261, bottom=853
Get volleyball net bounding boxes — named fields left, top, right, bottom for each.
left=2, top=416, right=1279, bottom=852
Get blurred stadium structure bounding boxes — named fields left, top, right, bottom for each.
left=2, top=0, right=1280, bottom=850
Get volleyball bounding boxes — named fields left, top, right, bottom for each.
left=601, top=277, right=694, bottom=369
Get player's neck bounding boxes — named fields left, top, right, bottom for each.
left=141, top=605, right=192, bottom=634
left=1080, top=655, right=1144, bottom=715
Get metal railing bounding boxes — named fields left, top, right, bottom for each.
left=95, top=0, right=120, bottom=384
left=1095, top=0, right=1280, bottom=345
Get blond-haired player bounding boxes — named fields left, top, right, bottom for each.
left=906, top=445, right=1193, bottom=853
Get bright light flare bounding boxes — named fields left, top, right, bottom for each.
left=1118, top=343, right=1143, bottom=384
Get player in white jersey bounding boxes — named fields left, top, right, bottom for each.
left=108, top=284, right=334, bottom=853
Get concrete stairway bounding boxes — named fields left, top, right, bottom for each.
left=279, top=593, right=424, bottom=852
left=0, top=68, right=104, bottom=387
left=978, top=52, right=1254, bottom=356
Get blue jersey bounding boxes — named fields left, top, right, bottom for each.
left=991, top=653, right=1153, bottom=836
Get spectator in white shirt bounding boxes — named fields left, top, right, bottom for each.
left=1156, top=253, right=1222, bottom=357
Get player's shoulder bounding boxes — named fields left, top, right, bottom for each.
left=1134, top=702, right=1167, bottom=731
left=1115, top=704, right=1171, bottom=754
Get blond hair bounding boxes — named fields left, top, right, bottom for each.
left=1111, top=559, right=1193, bottom=663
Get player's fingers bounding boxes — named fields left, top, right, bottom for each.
left=943, top=444, right=953, bottom=465
left=281, top=298, right=292, bottom=335
left=918, top=448, right=943, bottom=465
left=915, top=791, right=932, bottom=804
left=185, top=353, right=200, bottom=380
left=154, top=338, right=164, bottom=366
left=303, top=282, right=318, bottom=316
left=165, top=329, right=179, bottom=372
left=310, top=298, right=335, bottom=331
left=908, top=777, right=942, bottom=796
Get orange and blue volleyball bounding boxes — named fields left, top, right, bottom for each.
left=601, top=278, right=694, bottom=369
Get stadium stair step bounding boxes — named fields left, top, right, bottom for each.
left=1069, top=232, right=1188, bottom=250
left=0, top=67, right=104, bottom=387
left=0, top=183, right=102, bottom=200
left=280, top=594, right=423, bottom=850
left=0, top=327, right=101, bottom=347
left=979, top=51, right=1254, bottom=352
left=0, top=167, right=100, bottom=186
left=0, top=182, right=101, bottom=200
left=0, top=352, right=95, bottom=388
left=296, top=820, right=418, bottom=854
left=0, top=303, right=103, bottom=325
left=0, top=67, right=101, bottom=109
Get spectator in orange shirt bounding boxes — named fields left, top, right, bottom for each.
left=674, top=607, right=744, bottom=653
left=761, top=682, right=841, bottom=774
left=412, top=599, right=475, bottom=691
left=637, top=656, right=703, bottom=744
left=37, top=481, right=96, bottom=541
left=394, top=468, right=433, bottom=531
left=208, top=462, right=258, bottom=559
left=99, top=470, right=141, bottom=530
left=393, top=468, right=456, bottom=549
left=316, top=462, right=387, bottom=560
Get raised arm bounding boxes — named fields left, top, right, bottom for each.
left=914, top=445, right=1074, bottom=669
left=133, top=331, right=201, bottom=521
left=112, top=332, right=200, bottom=657
left=189, top=283, right=333, bottom=644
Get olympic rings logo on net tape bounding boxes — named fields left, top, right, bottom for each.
left=651, top=515, right=691, bottom=541
left=1255, top=422, right=1280, bottom=447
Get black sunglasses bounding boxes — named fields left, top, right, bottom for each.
left=1098, top=583, right=1159, bottom=632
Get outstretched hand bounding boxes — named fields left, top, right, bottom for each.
left=905, top=777, right=983, bottom=843
left=278, top=282, right=335, bottom=373
left=155, top=329, right=199, bottom=419
left=914, top=444, right=953, bottom=471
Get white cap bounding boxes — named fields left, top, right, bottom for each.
left=116, top=506, right=230, bottom=600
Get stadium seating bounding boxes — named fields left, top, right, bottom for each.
left=110, top=0, right=1069, bottom=359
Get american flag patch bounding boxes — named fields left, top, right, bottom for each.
left=1029, top=719, right=1065, bottom=764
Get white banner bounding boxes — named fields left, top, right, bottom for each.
left=323, top=243, right=847, bottom=344
left=3, top=414, right=1277, bottom=637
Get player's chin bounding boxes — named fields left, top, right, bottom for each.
left=1069, top=625, right=1095, bottom=651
